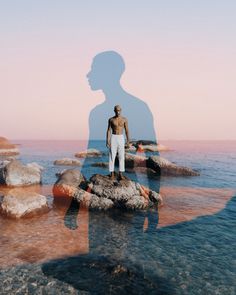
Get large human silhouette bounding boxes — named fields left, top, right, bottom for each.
left=64, top=50, right=160, bottom=232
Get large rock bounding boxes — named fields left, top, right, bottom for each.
left=53, top=169, right=162, bottom=210
left=54, top=158, right=81, bottom=166
left=123, top=153, right=199, bottom=176
left=129, top=140, right=170, bottom=152
left=88, top=174, right=162, bottom=210
left=0, top=188, right=49, bottom=218
left=53, top=169, right=86, bottom=197
left=53, top=169, right=114, bottom=210
left=125, top=153, right=147, bottom=168
left=75, top=148, right=103, bottom=158
left=0, top=137, right=19, bottom=156
left=147, top=155, right=200, bottom=176
left=0, top=160, right=42, bottom=186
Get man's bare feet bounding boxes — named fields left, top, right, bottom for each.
left=110, top=172, right=115, bottom=180
left=118, top=172, right=125, bottom=181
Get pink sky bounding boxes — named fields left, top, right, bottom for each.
left=1, top=1, right=235, bottom=140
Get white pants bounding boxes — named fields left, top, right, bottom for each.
left=109, top=134, right=125, bottom=172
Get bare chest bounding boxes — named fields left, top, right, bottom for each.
left=111, top=117, right=125, bottom=128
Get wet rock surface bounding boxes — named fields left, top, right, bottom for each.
left=147, top=155, right=200, bottom=176
left=125, top=153, right=200, bottom=176
left=0, top=188, right=49, bottom=218
left=0, top=160, right=42, bottom=186
left=53, top=170, right=162, bottom=210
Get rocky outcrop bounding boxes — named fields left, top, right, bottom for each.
left=0, top=137, right=19, bottom=156
left=125, top=167, right=158, bottom=178
left=125, top=153, right=147, bottom=168
left=123, top=153, right=199, bottom=176
left=53, top=169, right=162, bottom=210
left=0, top=160, right=42, bottom=186
left=147, top=155, right=200, bottom=176
left=0, top=188, right=49, bottom=218
left=54, top=158, right=81, bottom=166
left=75, top=148, right=103, bottom=158
left=88, top=173, right=162, bottom=209
left=53, top=169, right=86, bottom=197
left=129, top=140, right=170, bottom=152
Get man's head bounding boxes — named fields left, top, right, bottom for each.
left=114, top=105, right=121, bottom=116
left=87, top=51, right=125, bottom=91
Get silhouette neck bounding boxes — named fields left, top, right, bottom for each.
left=102, top=82, right=125, bottom=102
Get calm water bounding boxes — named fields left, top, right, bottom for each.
left=0, top=140, right=235, bottom=294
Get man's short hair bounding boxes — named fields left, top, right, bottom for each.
left=114, top=105, right=121, bottom=110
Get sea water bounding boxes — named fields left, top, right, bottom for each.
left=0, top=140, right=235, bottom=294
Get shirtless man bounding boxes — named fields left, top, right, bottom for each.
left=106, top=105, right=130, bottom=180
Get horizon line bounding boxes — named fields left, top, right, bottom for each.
left=8, top=138, right=236, bottom=142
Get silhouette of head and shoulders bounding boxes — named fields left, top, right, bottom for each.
left=86, top=50, right=157, bottom=142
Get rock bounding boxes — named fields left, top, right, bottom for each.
left=75, top=148, right=103, bottom=158
left=141, top=144, right=170, bottom=152
left=0, top=160, right=11, bottom=168
left=125, top=166, right=158, bottom=178
left=124, top=153, right=147, bottom=168
left=53, top=169, right=86, bottom=197
left=123, top=153, right=199, bottom=177
left=0, top=188, right=49, bottom=218
left=130, top=140, right=157, bottom=146
left=91, top=162, right=109, bottom=168
left=0, top=160, right=42, bottom=186
left=53, top=170, right=162, bottom=210
left=125, top=145, right=137, bottom=152
left=26, top=162, right=44, bottom=172
left=53, top=158, right=81, bottom=166
left=129, top=140, right=170, bottom=152
left=147, top=155, right=200, bottom=176
left=88, top=174, right=162, bottom=209
left=53, top=169, right=114, bottom=209
left=0, top=137, right=20, bottom=156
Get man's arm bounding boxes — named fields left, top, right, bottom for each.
left=124, top=118, right=130, bottom=145
left=106, top=118, right=111, bottom=148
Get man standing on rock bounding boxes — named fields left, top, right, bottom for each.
left=106, top=105, right=130, bottom=181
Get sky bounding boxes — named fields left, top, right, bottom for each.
left=1, top=0, right=236, bottom=140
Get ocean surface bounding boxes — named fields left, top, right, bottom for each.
left=0, top=140, right=235, bottom=294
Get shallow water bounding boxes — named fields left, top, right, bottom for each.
left=0, top=140, right=235, bottom=294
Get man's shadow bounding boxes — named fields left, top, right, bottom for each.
left=43, top=193, right=236, bottom=294
left=63, top=50, right=160, bottom=232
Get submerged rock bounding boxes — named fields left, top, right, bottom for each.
left=54, top=158, right=81, bottom=166
left=75, top=148, right=103, bottom=158
left=0, top=188, right=49, bottom=218
left=53, top=169, right=162, bottom=210
left=0, top=160, right=42, bottom=186
left=0, top=137, right=19, bottom=156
